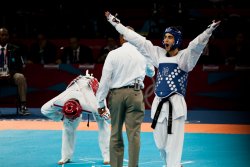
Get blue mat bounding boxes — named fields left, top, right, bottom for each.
left=1, top=108, right=250, bottom=124
left=0, top=130, right=249, bottom=167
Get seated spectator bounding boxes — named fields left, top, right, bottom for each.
left=198, top=35, right=224, bottom=65
left=97, top=37, right=118, bottom=63
left=0, top=27, right=30, bottom=115
left=9, top=32, right=29, bottom=63
left=59, top=36, right=94, bottom=64
left=225, top=32, right=250, bottom=66
left=27, top=32, right=57, bottom=64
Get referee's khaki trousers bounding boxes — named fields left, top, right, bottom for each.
left=108, top=88, right=145, bottom=167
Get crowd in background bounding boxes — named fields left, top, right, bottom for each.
left=1, top=0, right=250, bottom=116
left=0, top=0, right=250, bottom=66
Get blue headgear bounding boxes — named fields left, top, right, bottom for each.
left=163, top=27, right=182, bottom=50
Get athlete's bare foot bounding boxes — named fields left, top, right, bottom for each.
left=57, top=159, right=70, bottom=165
left=103, top=161, right=110, bottom=165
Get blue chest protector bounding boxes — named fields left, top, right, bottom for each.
left=155, top=63, right=188, bottom=97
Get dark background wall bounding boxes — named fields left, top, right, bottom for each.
left=0, top=0, right=250, bottom=113
left=1, top=0, right=249, bottom=39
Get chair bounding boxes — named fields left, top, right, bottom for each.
left=0, top=77, right=20, bottom=115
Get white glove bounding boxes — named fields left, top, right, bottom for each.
left=206, top=20, right=221, bottom=34
left=105, top=11, right=120, bottom=27
left=145, top=63, right=155, bottom=78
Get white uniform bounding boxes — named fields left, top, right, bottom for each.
left=41, top=75, right=110, bottom=164
left=108, top=18, right=216, bottom=167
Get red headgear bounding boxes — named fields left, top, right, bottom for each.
left=62, top=99, right=82, bottom=119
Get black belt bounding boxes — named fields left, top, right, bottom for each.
left=151, top=93, right=176, bottom=134
left=111, top=85, right=139, bottom=91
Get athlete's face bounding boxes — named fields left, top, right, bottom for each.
left=163, top=33, right=175, bottom=51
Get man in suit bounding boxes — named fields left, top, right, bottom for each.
left=27, top=32, right=57, bottom=64
left=0, top=27, right=30, bottom=115
left=60, top=36, right=94, bottom=64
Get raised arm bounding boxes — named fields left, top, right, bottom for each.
left=179, top=20, right=221, bottom=72
left=105, top=11, right=163, bottom=68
